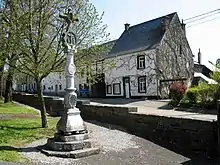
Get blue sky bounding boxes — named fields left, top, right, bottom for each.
left=91, top=0, right=220, bottom=69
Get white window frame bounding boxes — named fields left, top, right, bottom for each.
left=138, top=77, right=146, bottom=93
left=137, top=55, right=145, bottom=69
left=106, top=84, right=112, bottom=94
left=113, top=83, right=121, bottom=95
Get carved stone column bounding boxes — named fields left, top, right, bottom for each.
left=56, top=47, right=87, bottom=135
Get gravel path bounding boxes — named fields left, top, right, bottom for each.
left=17, top=121, right=191, bottom=165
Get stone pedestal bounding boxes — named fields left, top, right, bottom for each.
left=40, top=133, right=99, bottom=158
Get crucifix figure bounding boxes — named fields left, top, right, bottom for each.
left=59, top=8, right=79, bottom=52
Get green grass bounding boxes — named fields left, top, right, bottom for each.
left=0, top=101, right=59, bottom=162
left=0, top=101, right=38, bottom=115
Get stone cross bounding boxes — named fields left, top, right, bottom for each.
left=59, top=8, right=79, bottom=52
left=57, top=9, right=86, bottom=135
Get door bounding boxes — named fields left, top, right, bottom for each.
left=55, top=84, right=58, bottom=96
left=123, top=77, right=130, bottom=99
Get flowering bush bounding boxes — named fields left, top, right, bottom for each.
left=169, top=82, right=186, bottom=105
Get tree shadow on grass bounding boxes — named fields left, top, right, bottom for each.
left=0, top=126, right=41, bottom=130
left=0, top=145, right=41, bottom=153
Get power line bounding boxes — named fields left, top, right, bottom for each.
left=185, top=11, right=220, bottom=24
left=187, top=16, right=220, bottom=28
left=184, top=8, right=220, bottom=21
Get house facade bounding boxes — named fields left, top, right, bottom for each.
left=104, top=12, right=194, bottom=98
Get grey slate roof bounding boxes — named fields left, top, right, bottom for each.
left=107, top=12, right=177, bottom=57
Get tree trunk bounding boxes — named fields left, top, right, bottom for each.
left=4, top=69, right=13, bottom=103
left=36, top=78, right=48, bottom=128
left=0, top=70, right=4, bottom=99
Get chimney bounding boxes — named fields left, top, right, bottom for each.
left=181, top=19, right=186, bottom=35
left=198, top=48, right=201, bottom=64
left=124, top=23, right=130, bottom=31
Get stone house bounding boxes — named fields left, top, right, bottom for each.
left=104, top=12, right=194, bottom=98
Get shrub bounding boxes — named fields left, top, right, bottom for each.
left=169, top=82, right=186, bottom=105
left=186, top=87, right=197, bottom=104
left=195, top=83, right=217, bottom=107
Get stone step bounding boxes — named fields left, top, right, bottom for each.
left=40, top=147, right=100, bottom=159
left=54, top=133, right=89, bottom=142
left=47, top=138, right=92, bottom=151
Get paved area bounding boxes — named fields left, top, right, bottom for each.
left=50, top=96, right=217, bottom=122
left=82, top=98, right=217, bottom=122
left=0, top=121, right=218, bottom=165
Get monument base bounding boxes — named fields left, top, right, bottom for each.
left=39, top=133, right=100, bottom=158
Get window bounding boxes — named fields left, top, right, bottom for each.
left=43, top=85, right=46, bottom=90
left=138, top=76, right=146, bottom=93
left=137, top=55, right=145, bottom=69
left=113, top=83, right=121, bottom=95
left=51, top=85, right=53, bottom=90
left=59, top=84, right=62, bottom=90
left=106, top=85, right=112, bottom=94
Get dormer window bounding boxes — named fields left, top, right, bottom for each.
left=137, top=55, right=145, bottom=69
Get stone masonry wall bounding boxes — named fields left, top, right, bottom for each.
left=12, top=93, right=217, bottom=158
left=80, top=104, right=217, bottom=158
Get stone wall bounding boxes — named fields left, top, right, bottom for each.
left=12, top=93, right=64, bottom=116
left=80, top=104, right=217, bottom=158
left=12, top=93, right=218, bottom=158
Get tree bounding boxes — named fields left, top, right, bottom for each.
left=0, top=0, right=24, bottom=102
left=0, top=0, right=109, bottom=128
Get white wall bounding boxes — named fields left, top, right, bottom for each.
left=15, top=72, right=87, bottom=95
left=105, top=49, right=158, bottom=97
left=42, top=72, right=87, bottom=94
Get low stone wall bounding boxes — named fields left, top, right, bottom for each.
left=12, top=93, right=218, bottom=158
left=79, top=104, right=217, bottom=158
left=12, top=93, right=64, bottom=116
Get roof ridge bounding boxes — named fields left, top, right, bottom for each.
left=128, top=12, right=177, bottom=30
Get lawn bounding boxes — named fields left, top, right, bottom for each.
left=0, top=101, right=59, bottom=162
left=0, top=101, right=38, bottom=114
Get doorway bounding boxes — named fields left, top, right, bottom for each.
left=55, top=84, right=58, bottom=96
left=123, top=77, right=130, bottom=99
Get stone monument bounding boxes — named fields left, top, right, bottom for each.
left=40, top=9, right=99, bottom=158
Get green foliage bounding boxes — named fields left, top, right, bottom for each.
left=195, top=83, right=216, bottom=106
left=211, top=71, right=220, bottom=84
left=186, top=87, right=197, bottom=104
left=180, top=83, right=217, bottom=108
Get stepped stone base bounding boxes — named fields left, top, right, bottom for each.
left=39, top=133, right=100, bottom=158
left=40, top=145, right=100, bottom=159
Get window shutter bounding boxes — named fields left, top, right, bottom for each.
left=137, top=56, right=139, bottom=69
left=138, top=77, right=140, bottom=93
